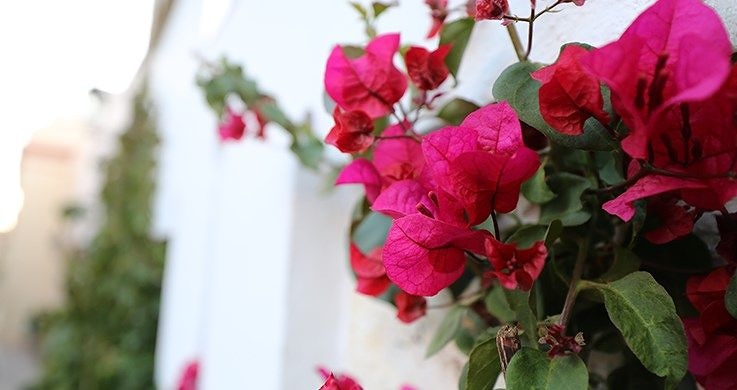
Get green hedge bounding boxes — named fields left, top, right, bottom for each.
left=31, top=88, right=166, bottom=390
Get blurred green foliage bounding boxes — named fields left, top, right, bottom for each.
left=30, top=89, right=166, bottom=390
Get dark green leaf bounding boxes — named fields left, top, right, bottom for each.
left=539, top=173, right=591, bottom=226
left=506, top=221, right=561, bottom=249
left=595, top=150, right=624, bottom=185
left=426, top=306, right=466, bottom=357
left=544, top=220, right=563, bottom=247
left=522, top=166, right=556, bottom=204
left=439, top=18, right=475, bottom=79
left=599, top=245, right=641, bottom=282
left=505, top=348, right=588, bottom=390
left=466, top=335, right=502, bottom=390
left=438, top=98, right=479, bottom=125
left=726, top=270, right=737, bottom=319
left=504, top=289, right=538, bottom=348
left=583, top=272, right=687, bottom=388
left=351, top=211, right=392, bottom=253
left=507, top=225, right=547, bottom=248
left=493, top=62, right=617, bottom=151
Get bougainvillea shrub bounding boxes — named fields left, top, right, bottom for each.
left=199, top=0, right=737, bottom=388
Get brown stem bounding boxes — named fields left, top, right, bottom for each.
left=491, top=211, right=501, bottom=240
left=505, top=23, right=526, bottom=62
left=559, top=237, right=589, bottom=327
left=523, top=6, right=535, bottom=61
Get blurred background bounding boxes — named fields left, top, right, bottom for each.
left=0, top=1, right=466, bottom=389
left=1, top=0, right=735, bottom=389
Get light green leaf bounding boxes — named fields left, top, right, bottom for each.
left=493, top=62, right=617, bottom=151
left=727, top=270, right=737, bottom=319
left=426, top=306, right=466, bottom=357
left=439, top=18, right=475, bottom=79
left=438, top=98, right=479, bottom=125
left=505, top=348, right=588, bottom=390
left=522, top=166, right=556, bottom=204
left=351, top=212, right=392, bottom=253
left=583, top=272, right=687, bottom=388
left=539, top=173, right=591, bottom=226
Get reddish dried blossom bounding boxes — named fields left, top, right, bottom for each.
left=394, top=290, right=427, bottom=323
left=474, top=0, right=509, bottom=21
left=325, top=108, right=375, bottom=153
left=218, top=108, right=246, bottom=142
left=325, top=33, right=407, bottom=118
left=349, top=243, right=391, bottom=296
left=532, top=44, right=609, bottom=135
left=538, top=324, right=585, bottom=357
left=484, top=238, right=547, bottom=291
left=405, top=45, right=451, bottom=91
left=683, top=267, right=737, bottom=390
left=424, top=0, right=448, bottom=39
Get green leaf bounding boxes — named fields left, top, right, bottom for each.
left=493, top=62, right=617, bottom=151
left=438, top=98, right=479, bottom=125
left=485, top=286, right=516, bottom=323
left=539, top=173, right=591, bottom=226
left=351, top=211, right=392, bottom=253
left=289, top=121, right=324, bottom=169
left=439, top=18, right=475, bottom=79
left=726, top=270, right=737, bottom=319
left=322, top=90, right=337, bottom=114
left=426, top=306, right=466, bottom=357
left=599, top=245, right=641, bottom=282
left=583, top=272, right=687, bottom=388
left=544, top=220, right=563, bottom=247
left=466, top=335, right=502, bottom=390
left=507, top=225, right=546, bottom=248
left=459, top=362, right=470, bottom=390
left=522, top=166, right=556, bottom=204
left=504, top=289, right=538, bottom=348
left=595, top=150, right=624, bottom=185
left=258, top=101, right=294, bottom=130
left=349, top=1, right=368, bottom=19
left=505, top=348, right=588, bottom=390
left=371, top=1, right=392, bottom=17
left=506, top=221, right=561, bottom=249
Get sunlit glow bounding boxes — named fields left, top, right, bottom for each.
left=0, top=0, right=153, bottom=233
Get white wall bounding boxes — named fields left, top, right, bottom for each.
left=149, top=0, right=737, bottom=389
